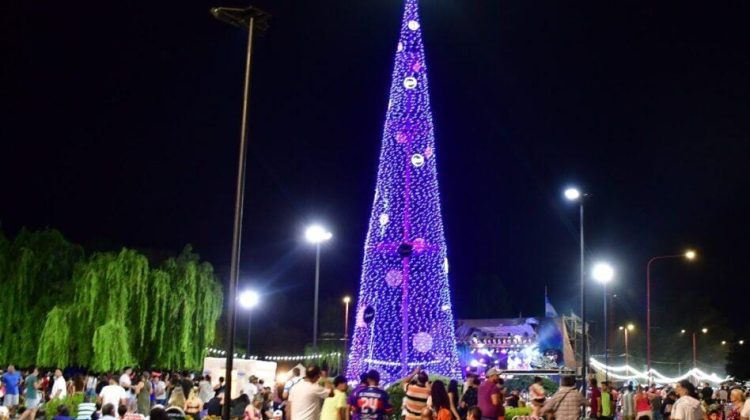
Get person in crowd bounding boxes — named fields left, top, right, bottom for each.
left=402, top=368, right=431, bottom=420
left=459, top=374, right=479, bottom=420
left=505, top=390, right=520, bottom=409
left=1, top=365, right=21, bottom=412
left=622, top=385, right=636, bottom=420
left=214, top=378, right=225, bottom=397
left=179, top=373, right=193, bottom=400
left=230, top=394, right=251, bottom=418
left=741, top=388, right=750, bottom=420
left=477, top=368, right=504, bottom=420
left=717, top=387, right=728, bottom=405
left=529, top=376, right=546, bottom=418
left=184, top=388, right=202, bottom=419
left=467, top=407, right=482, bottom=420
left=589, top=378, right=601, bottom=420
left=53, top=405, right=74, bottom=420
left=350, top=370, right=391, bottom=420
left=701, top=384, right=714, bottom=406
left=76, top=399, right=98, bottom=420
left=244, top=376, right=259, bottom=403
left=120, top=368, right=133, bottom=394
left=346, top=373, right=369, bottom=420
left=198, top=376, right=213, bottom=405
left=635, top=386, right=653, bottom=420
left=85, top=375, right=99, bottom=403
left=70, top=374, right=86, bottom=397
left=101, top=404, right=118, bottom=420
left=25, top=367, right=40, bottom=411
left=154, top=374, right=168, bottom=407
left=245, top=399, right=263, bottom=420
left=287, top=365, right=331, bottom=420
left=123, top=399, right=145, bottom=420
left=205, top=392, right=223, bottom=418
left=134, top=373, right=151, bottom=415
left=96, top=376, right=108, bottom=396
left=165, top=405, right=187, bottom=420
left=727, top=389, right=745, bottom=420
left=447, top=380, right=461, bottom=420
left=671, top=380, right=702, bottom=420
left=52, top=369, right=68, bottom=400
left=540, top=376, right=588, bottom=420
left=430, top=380, right=453, bottom=420
left=661, top=391, right=677, bottom=420
left=282, top=369, right=302, bottom=401
left=650, top=387, right=663, bottom=420
left=99, top=377, right=128, bottom=410
left=150, top=407, right=169, bottom=420
left=598, top=381, right=614, bottom=420
left=706, top=405, right=722, bottom=420
left=321, top=376, right=348, bottom=420
left=167, top=381, right=186, bottom=411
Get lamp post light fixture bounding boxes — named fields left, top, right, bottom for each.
left=592, top=261, right=615, bottom=380
left=305, top=224, right=333, bottom=352
left=563, top=186, right=589, bottom=395
left=619, top=323, right=635, bottom=368
left=646, top=249, right=697, bottom=382
left=210, top=7, right=270, bottom=420
left=342, top=295, right=351, bottom=372
left=681, top=328, right=709, bottom=371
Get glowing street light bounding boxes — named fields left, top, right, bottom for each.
left=592, top=261, right=615, bottom=379
left=646, top=249, right=698, bottom=380
left=721, top=341, right=727, bottom=345
left=740, top=340, right=745, bottom=345
left=564, top=188, right=582, bottom=201
left=702, top=328, right=709, bottom=334
left=342, top=295, right=352, bottom=372
left=619, top=323, right=635, bottom=367
left=238, top=289, right=260, bottom=355
left=305, top=224, right=333, bottom=352
left=681, top=327, right=709, bottom=370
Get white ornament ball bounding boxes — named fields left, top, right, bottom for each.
left=397, top=42, right=404, bottom=52
left=413, top=332, right=433, bottom=353
left=386, top=270, right=403, bottom=287
left=403, top=77, right=418, bottom=89
left=408, top=20, right=420, bottom=31
left=411, top=153, right=425, bottom=167
left=379, top=213, right=389, bottom=226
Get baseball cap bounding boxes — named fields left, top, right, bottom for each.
left=486, top=368, right=503, bottom=377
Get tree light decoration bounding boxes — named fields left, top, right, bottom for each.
left=346, top=0, right=461, bottom=384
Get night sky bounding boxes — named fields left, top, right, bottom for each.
left=4, top=0, right=750, bottom=358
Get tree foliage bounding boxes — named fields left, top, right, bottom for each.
left=0, top=228, right=223, bottom=371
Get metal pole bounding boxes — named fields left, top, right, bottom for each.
left=646, top=258, right=653, bottom=384
left=624, top=328, right=629, bottom=369
left=580, top=202, right=588, bottom=396
left=223, top=15, right=256, bottom=420
left=692, top=332, right=697, bottom=370
left=343, top=299, right=350, bottom=372
left=313, top=243, right=321, bottom=352
left=603, top=282, right=608, bottom=381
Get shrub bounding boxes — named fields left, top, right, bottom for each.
left=42, top=393, right=84, bottom=420
left=505, top=407, right=533, bottom=419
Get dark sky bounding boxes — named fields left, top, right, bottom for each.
left=4, top=0, right=750, bottom=357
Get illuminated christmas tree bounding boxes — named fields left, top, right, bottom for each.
left=346, top=0, right=460, bottom=383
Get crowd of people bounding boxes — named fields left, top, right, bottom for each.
left=2, top=363, right=749, bottom=420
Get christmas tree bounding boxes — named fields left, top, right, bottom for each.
left=346, top=0, right=461, bottom=383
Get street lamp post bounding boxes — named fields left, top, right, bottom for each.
left=681, top=328, right=707, bottom=373
left=646, top=250, right=696, bottom=381
left=619, top=324, right=634, bottom=368
left=239, top=289, right=260, bottom=354
left=305, top=225, right=332, bottom=352
left=210, top=8, right=270, bottom=420
left=592, top=262, right=615, bottom=380
left=564, top=187, right=588, bottom=395
left=343, top=296, right=351, bottom=372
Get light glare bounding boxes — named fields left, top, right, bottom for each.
left=305, top=225, right=333, bottom=244
left=238, top=290, right=260, bottom=309
left=592, top=262, right=615, bottom=283
left=564, top=188, right=581, bottom=201
left=685, top=250, right=697, bottom=260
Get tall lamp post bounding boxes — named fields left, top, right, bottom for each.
left=592, top=262, right=615, bottom=380
left=342, top=296, right=351, bottom=372
left=305, top=224, right=332, bottom=352
left=239, top=289, right=260, bottom=354
left=647, top=250, right=696, bottom=381
left=681, top=327, right=708, bottom=371
left=564, top=187, right=589, bottom=394
left=210, top=7, right=270, bottom=420
left=619, top=324, right=635, bottom=368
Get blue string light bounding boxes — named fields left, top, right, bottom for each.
left=346, top=0, right=460, bottom=384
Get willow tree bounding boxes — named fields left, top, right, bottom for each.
left=36, top=306, right=72, bottom=367
left=0, top=229, right=83, bottom=366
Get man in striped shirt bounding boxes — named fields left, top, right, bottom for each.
left=401, top=368, right=430, bottom=420
left=540, top=376, right=588, bottom=420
